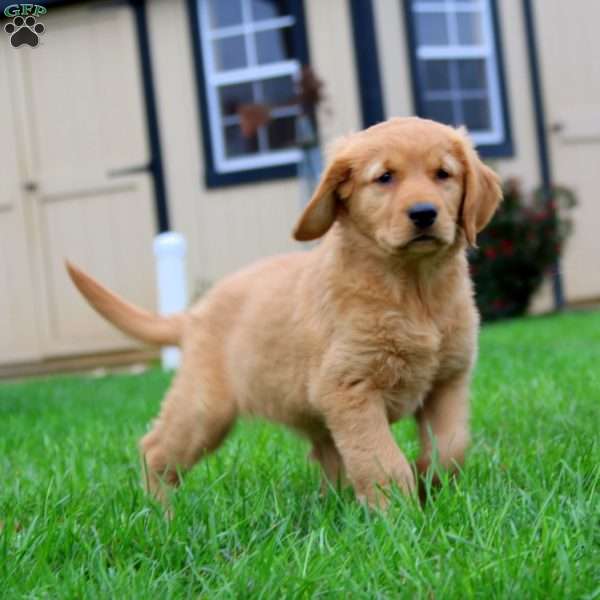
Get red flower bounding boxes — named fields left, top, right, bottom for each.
left=485, top=247, right=497, bottom=259
left=500, top=239, right=514, bottom=256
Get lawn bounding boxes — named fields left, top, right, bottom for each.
left=1, top=311, right=599, bottom=599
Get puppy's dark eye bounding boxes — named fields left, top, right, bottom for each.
left=376, top=171, right=393, bottom=184
left=436, top=168, right=451, bottom=181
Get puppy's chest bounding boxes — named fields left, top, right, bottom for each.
left=357, top=313, right=448, bottom=418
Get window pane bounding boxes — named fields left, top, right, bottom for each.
left=267, top=117, right=296, bottom=149
left=409, top=0, right=507, bottom=147
left=421, top=60, right=451, bottom=92
left=224, top=124, right=259, bottom=157
left=423, top=99, right=455, bottom=125
left=207, top=0, right=242, bottom=29
left=219, top=83, right=254, bottom=116
left=458, top=59, right=487, bottom=91
left=261, top=76, right=295, bottom=106
left=255, top=28, right=293, bottom=65
left=415, top=13, right=448, bottom=46
left=213, top=36, right=247, bottom=71
left=251, top=0, right=286, bottom=21
left=462, top=98, right=490, bottom=130
left=456, top=12, right=483, bottom=45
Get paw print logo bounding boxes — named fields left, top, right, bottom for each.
left=4, top=16, right=45, bottom=48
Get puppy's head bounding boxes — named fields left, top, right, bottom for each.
left=293, top=117, right=502, bottom=254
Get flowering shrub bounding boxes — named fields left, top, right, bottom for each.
left=469, top=179, right=576, bottom=322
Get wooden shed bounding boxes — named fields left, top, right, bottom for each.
left=1, top=0, right=598, bottom=374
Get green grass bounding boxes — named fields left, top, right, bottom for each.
left=1, top=311, right=599, bottom=599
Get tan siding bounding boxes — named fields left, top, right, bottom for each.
left=372, top=0, right=414, bottom=118
left=304, top=0, right=362, bottom=141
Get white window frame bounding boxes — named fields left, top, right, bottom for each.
left=197, top=0, right=302, bottom=174
left=411, top=0, right=505, bottom=146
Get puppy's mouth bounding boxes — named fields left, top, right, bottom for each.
left=401, top=233, right=445, bottom=250
left=409, top=234, right=439, bottom=244
left=378, top=233, right=446, bottom=255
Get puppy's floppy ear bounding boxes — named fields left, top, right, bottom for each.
left=457, top=127, right=503, bottom=246
left=293, top=141, right=354, bottom=241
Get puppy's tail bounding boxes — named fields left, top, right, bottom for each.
left=65, top=260, right=183, bottom=346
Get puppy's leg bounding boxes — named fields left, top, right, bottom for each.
left=323, top=392, right=415, bottom=509
left=310, top=436, right=346, bottom=493
left=140, top=349, right=236, bottom=506
left=416, top=371, right=470, bottom=484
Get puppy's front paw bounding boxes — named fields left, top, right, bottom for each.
left=356, top=460, right=416, bottom=509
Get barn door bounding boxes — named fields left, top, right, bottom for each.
left=534, top=0, right=600, bottom=302
left=0, top=43, right=41, bottom=365
left=3, top=1, right=157, bottom=360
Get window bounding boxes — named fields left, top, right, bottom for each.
left=190, top=0, right=310, bottom=186
left=404, top=0, right=512, bottom=156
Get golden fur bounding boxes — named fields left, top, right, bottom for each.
left=66, top=117, right=502, bottom=508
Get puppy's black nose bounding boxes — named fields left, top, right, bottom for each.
left=408, top=203, right=438, bottom=229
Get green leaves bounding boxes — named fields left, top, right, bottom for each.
left=470, top=179, right=577, bottom=321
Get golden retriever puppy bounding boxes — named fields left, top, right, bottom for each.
left=67, top=117, right=501, bottom=508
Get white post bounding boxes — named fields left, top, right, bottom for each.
left=153, top=232, right=188, bottom=370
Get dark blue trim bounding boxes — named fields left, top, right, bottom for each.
left=131, top=0, right=169, bottom=232
left=522, top=1, right=551, bottom=192
left=522, top=0, right=563, bottom=308
left=187, top=0, right=311, bottom=188
left=483, top=0, right=513, bottom=157
left=402, top=1, right=425, bottom=116
left=348, top=0, right=385, bottom=128
left=289, top=0, right=310, bottom=66
left=402, top=0, right=513, bottom=158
